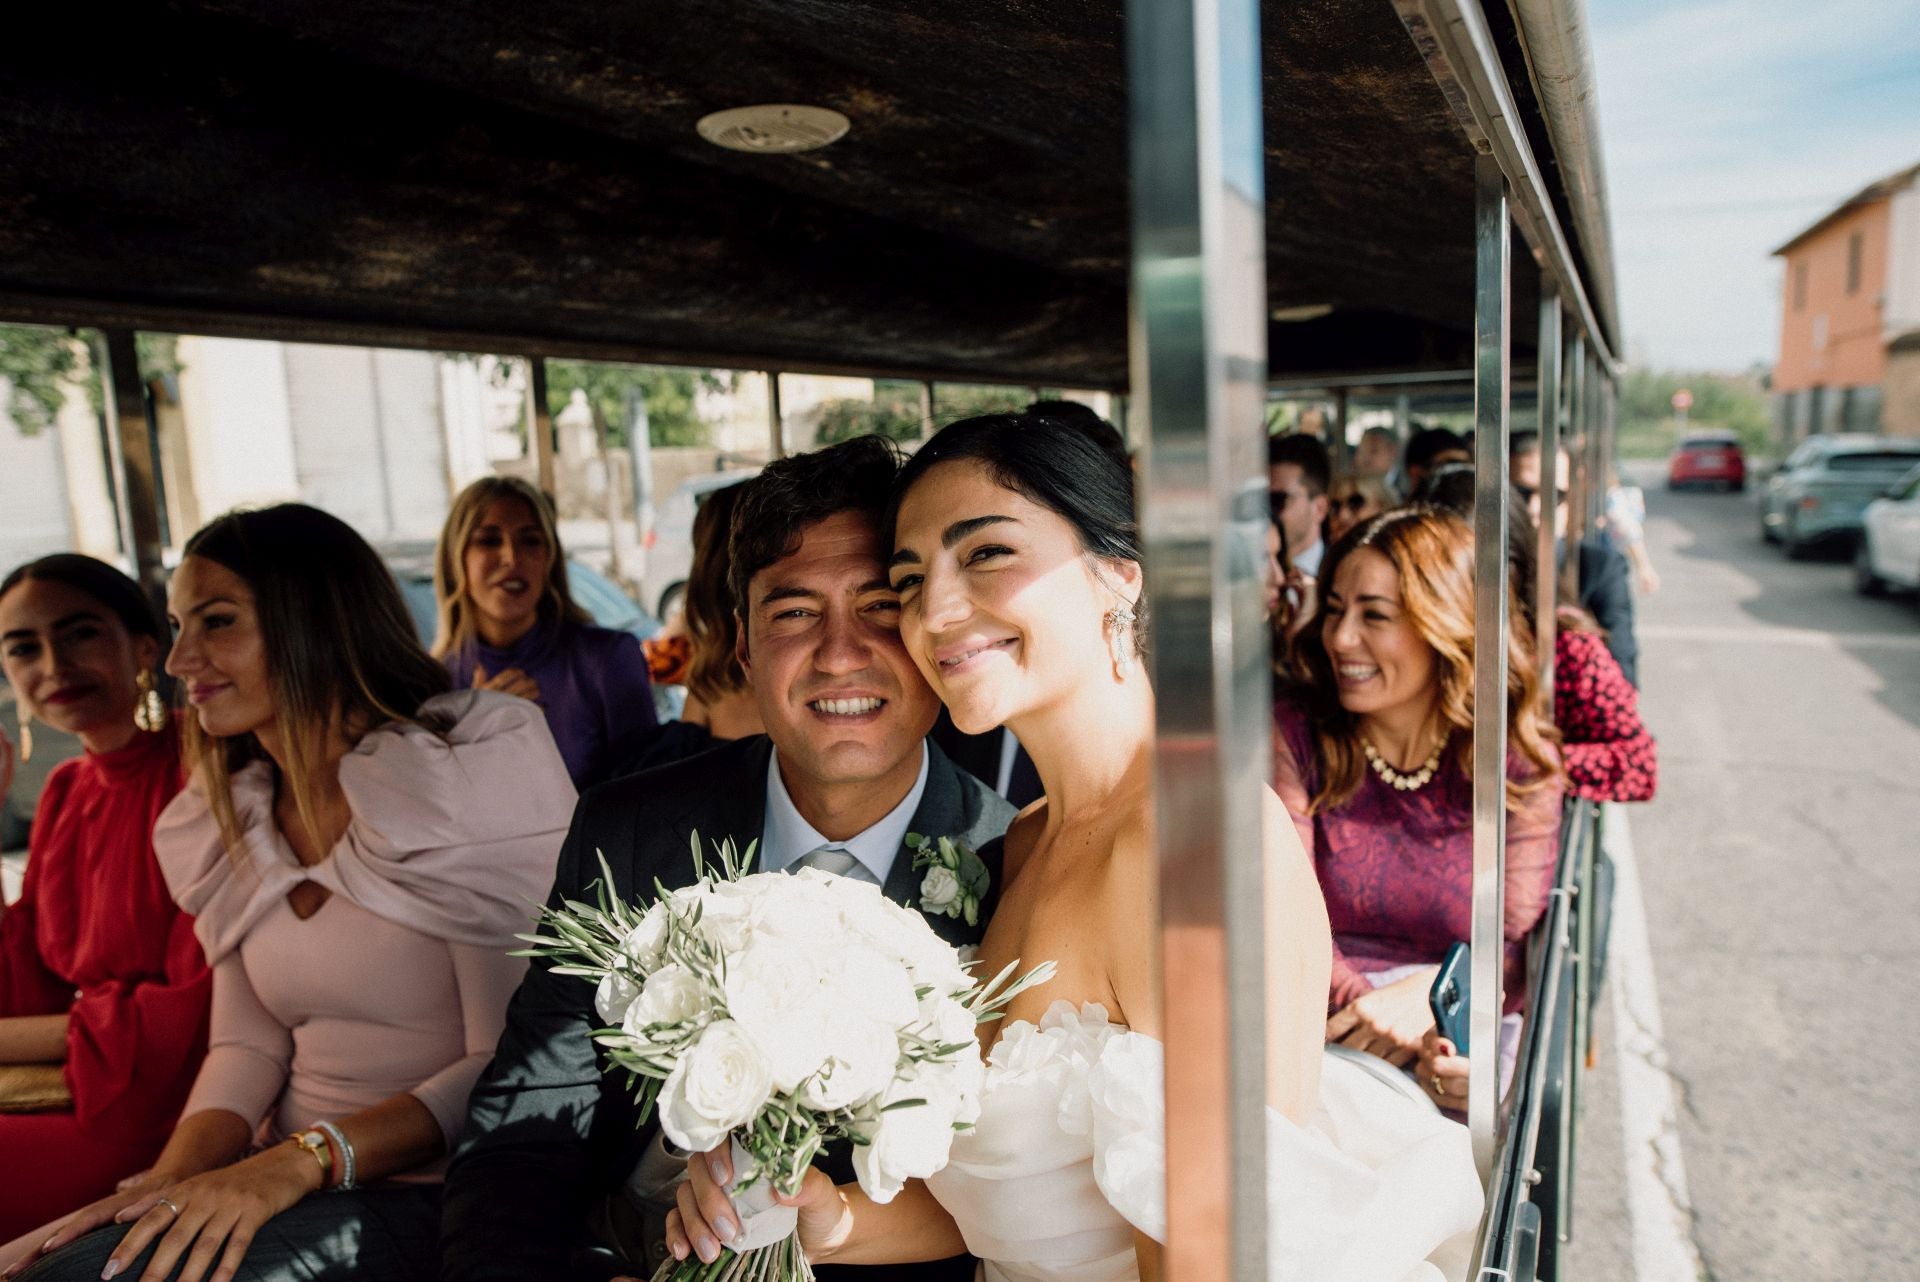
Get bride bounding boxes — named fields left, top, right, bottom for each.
left=667, top=414, right=1481, bottom=1282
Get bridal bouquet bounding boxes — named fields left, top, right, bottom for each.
left=518, top=834, right=1053, bottom=1282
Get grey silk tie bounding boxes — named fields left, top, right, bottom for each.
left=793, top=845, right=878, bottom=885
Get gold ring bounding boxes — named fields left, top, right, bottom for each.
left=155, top=1198, right=181, bottom=1217
left=1430, top=1075, right=1445, bottom=1097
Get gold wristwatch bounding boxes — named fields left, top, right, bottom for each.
left=291, top=1129, right=332, bottom=1185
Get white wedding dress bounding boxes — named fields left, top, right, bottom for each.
left=925, top=1001, right=1483, bottom=1282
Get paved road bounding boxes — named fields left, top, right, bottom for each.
left=1568, top=464, right=1920, bottom=1280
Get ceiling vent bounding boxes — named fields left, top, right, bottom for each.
left=696, top=105, right=850, bottom=154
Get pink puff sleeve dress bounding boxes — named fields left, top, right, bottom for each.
left=154, top=689, right=577, bottom=1168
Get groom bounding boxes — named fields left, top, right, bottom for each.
left=442, top=437, right=1014, bottom=1282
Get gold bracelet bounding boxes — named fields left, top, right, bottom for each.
left=290, top=1130, right=332, bottom=1185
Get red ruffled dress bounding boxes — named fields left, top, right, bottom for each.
left=0, top=729, right=210, bottom=1239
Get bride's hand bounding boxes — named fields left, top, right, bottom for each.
left=1324, top=967, right=1438, bottom=1065
left=667, top=1144, right=851, bottom=1266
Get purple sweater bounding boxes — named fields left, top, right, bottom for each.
left=443, top=621, right=657, bottom=789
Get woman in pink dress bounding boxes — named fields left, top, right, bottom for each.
left=12, top=505, right=576, bottom=1282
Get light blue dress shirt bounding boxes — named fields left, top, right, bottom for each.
left=759, top=743, right=931, bottom=886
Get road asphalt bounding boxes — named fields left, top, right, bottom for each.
left=1567, top=463, right=1920, bottom=1280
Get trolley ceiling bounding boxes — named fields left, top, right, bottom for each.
left=0, top=0, right=1605, bottom=385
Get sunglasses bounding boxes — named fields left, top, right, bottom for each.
left=1333, top=494, right=1371, bottom=513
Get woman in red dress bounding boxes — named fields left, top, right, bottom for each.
left=0, top=556, right=211, bottom=1247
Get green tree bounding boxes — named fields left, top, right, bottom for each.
left=813, top=381, right=923, bottom=444
left=0, top=327, right=181, bottom=435
left=1616, top=366, right=1771, bottom=458
left=543, top=360, right=722, bottom=448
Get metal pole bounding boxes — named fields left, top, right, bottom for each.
left=920, top=380, right=936, bottom=440
left=1128, top=0, right=1270, bottom=1272
left=1332, top=388, right=1351, bottom=475
left=768, top=371, right=786, bottom=458
left=526, top=357, right=556, bottom=496
left=1468, top=152, right=1511, bottom=1184
left=100, top=329, right=168, bottom=610
left=1534, top=291, right=1562, bottom=705
left=1560, top=334, right=1586, bottom=604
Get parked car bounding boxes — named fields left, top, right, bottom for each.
left=639, top=468, right=760, bottom=620
left=1667, top=430, right=1746, bottom=491
left=1855, top=462, right=1920, bottom=596
left=1759, top=435, right=1920, bottom=558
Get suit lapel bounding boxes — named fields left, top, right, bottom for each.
left=889, top=746, right=983, bottom=949
left=659, top=736, right=775, bottom=883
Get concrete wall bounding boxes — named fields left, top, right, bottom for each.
left=1775, top=198, right=1892, bottom=395
left=0, top=394, right=75, bottom=572
left=283, top=344, right=450, bottom=543
left=176, top=337, right=300, bottom=517
left=1884, top=343, right=1920, bottom=437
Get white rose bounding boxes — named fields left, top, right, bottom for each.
left=622, top=905, right=672, bottom=971
left=796, top=1014, right=901, bottom=1112
left=917, top=993, right=980, bottom=1061
left=594, top=970, right=641, bottom=1025
left=824, top=940, right=921, bottom=1030
left=657, top=1020, right=775, bottom=1152
left=857, top=900, right=971, bottom=996
left=724, top=939, right=836, bottom=1092
left=623, top=964, right=711, bottom=1040
left=919, top=866, right=961, bottom=915
left=851, top=1075, right=962, bottom=1204
left=691, top=886, right=759, bottom=951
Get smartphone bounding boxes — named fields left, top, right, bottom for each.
left=1429, top=941, right=1471, bottom=1055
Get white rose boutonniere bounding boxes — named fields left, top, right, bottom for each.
left=907, top=832, right=991, bottom=927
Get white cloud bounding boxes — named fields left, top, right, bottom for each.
left=1590, top=0, right=1920, bottom=369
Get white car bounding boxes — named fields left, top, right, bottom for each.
left=1855, top=462, right=1920, bottom=596
left=640, top=468, right=761, bottom=619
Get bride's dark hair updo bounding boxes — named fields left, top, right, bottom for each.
left=884, top=413, right=1147, bottom=648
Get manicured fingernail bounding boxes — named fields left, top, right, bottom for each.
left=101, top=1261, right=122, bottom=1281
left=715, top=1217, right=737, bottom=1243
left=708, top=1154, right=730, bottom=1186
left=671, top=1241, right=687, bottom=1262
left=695, top=1236, right=718, bottom=1263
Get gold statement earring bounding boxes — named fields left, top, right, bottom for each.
left=135, top=669, right=167, bottom=733
left=16, top=709, right=32, bottom=762
left=1106, top=605, right=1137, bottom=680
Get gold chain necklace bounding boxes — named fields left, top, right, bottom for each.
left=1361, top=736, right=1446, bottom=792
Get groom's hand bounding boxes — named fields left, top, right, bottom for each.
left=667, top=1146, right=849, bottom=1266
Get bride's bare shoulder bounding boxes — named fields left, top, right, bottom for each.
left=1002, top=799, right=1049, bottom=885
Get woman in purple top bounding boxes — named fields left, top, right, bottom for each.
left=430, top=476, right=656, bottom=788
left=1275, top=506, right=1563, bottom=1113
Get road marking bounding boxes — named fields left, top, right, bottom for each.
left=1605, top=805, right=1710, bottom=1281
left=1639, top=623, right=1920, bottom=651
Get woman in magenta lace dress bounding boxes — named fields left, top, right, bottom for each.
left=1274, top=506, right=1563, bottom=1113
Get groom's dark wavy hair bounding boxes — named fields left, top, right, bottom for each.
left=728, top=434, right=904, bottom=636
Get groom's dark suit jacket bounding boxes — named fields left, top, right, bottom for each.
left=442, top=735, right=1015, bottom=1282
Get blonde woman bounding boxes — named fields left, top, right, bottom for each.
left=12, top=505, right=575, bottom=1282
left=432, top=476, right=656, bottom=788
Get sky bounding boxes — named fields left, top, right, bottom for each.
left=1589, top=0, right=1920, bottom=372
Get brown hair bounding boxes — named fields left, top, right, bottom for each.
left=683, top=482, right=750, bottom=704
left=182, top=504, right=453, bottom=858
left=430, top=476, right=590, bottom=658
left=1293, top=505, right=1560, bottom=813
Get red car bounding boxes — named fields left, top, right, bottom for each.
left=1668, top=431, right=1746, bottom=491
